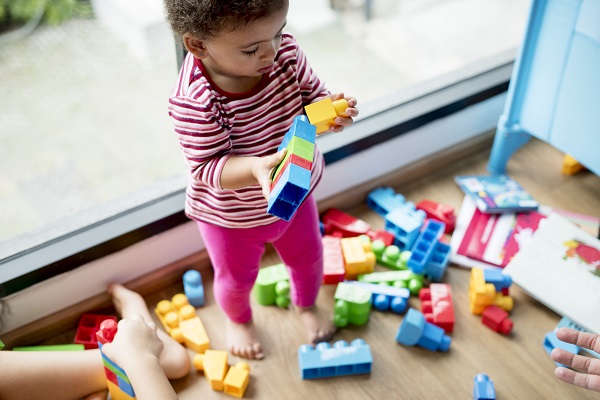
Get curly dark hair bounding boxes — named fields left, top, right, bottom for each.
left=163, top=0, right=288, bottom=38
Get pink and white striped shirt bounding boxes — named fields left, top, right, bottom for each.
left=168, top=34, right=329, bottom=228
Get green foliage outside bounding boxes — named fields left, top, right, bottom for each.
left=0, top=0, right=92, bottom=30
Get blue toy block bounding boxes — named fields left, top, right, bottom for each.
left=277, top=115, right=316, bottom=152
left=99, top=341, right=136, bottom=398
left=543, top=330, right=580, bottom=368
left=473, top=373, right=496, bottom=400
left=407, top=220, right=450, bottom=282
left=366, top=187, right=407, bottom=217
left=267, top=163, right=311, bottom=221
left=483, top=269, right=512, bottom=292
left=384, top=205, right=426, bottom=251
left=344, top=280, right=409, bottom=314
left=396, top=308, right=451, bottom=352
left=183, top=269, right=205, bottom=307
left=298, top=339, right=372, bottom=380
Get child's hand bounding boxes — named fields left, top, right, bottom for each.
left=252, top=149, right=287, bottom=200
left=551, top=327, right=600, bottom=392
left=327, top=93, right=359, bottom=133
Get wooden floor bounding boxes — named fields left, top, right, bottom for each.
left=45, top=138, right=600, bottom=399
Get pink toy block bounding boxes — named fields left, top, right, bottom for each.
left=323, top=235, right=345, bottom=284
left=419, top=283, right=455, bottom=333
left=321, top=208, right=371, bottom=238
left=481, top=305, right=513, bottom=335
left=75, top=313, right=117, bottom=349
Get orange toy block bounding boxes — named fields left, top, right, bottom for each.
left=194, top=350, right=229, bottom=391
left=340, top=236, right=375, bottom=279
left=223, top=362, right=251, bottom=398
left=304, top=98, right=349, bottom=135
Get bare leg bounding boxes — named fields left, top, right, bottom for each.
left=226, top=319, right=265, bottom=360
left=108, top=283, right=191, bottom=379
left=296, top=305, right=337, bottom=345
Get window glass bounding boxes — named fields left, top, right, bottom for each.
left=0, top=0, right=529, bottom=260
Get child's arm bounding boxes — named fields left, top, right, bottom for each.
left=101, top=315, right=179, bottom=400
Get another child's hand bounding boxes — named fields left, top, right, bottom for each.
left=551, top=327, right=600, bottom=392
left=327, top=92, right=359, bottom=133
left=252, top=149, right=287, bottom=200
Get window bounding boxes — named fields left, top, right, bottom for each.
left=0, top=0, right=530, bottom=295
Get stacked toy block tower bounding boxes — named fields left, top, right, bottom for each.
left=96, top=319, right=136, bottom=400
left=267, top=115, right=317, bottom=221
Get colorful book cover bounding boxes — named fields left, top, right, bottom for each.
left=454, top=174, right=539, bottom=214
left=503, top=213, right=600, bottom=334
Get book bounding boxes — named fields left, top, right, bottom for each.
left=454, top=174, right=539, bottom=214
left=450, top=196, right=600, bottom=270
left=503, top=213, right=600, bottom=334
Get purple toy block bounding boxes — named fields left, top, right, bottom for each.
left=396, top=308, right=451, bottom=352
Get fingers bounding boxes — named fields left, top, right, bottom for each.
left=555, top=366, right=600, bottom=392
left=556, top=328, right=600, bottom=353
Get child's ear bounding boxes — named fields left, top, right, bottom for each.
left=183, top=33, right=207, bottom=59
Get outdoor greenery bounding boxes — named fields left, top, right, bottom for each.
left=0, top=0, right=91, bottom=30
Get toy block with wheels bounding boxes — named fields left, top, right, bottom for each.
left=357, top=270, right=425, bottom=296
left=396, top=308, right=451, bottom=352
left=304, top=97, right=348, bottom=135
left=183, top=269, right=205, bottom=307
left=154, top=293, right=210, bottom=353
left=96, top=319, right=136, bottom=400
left=333, top=282, right=372, bottom=327
left=340, top=235, right=375, bottom=278
left=321, top=208, right=371, bottom=237
left=252, top=263, right=291, bottom=308
left=369, top=238, right=411, bottom=270
left=419, top=283, right=455, bottom=333
left=298, top=339, right=372, bottom=379
left=407, top=219, right=451, bottom=282
left=345, top=280, right=409, bottom=314
left=75, top=313, right=118, bottom=349
left=366, top=186, right=407, bottom=217
left=473, top=374, right=496, bottom=400
left=323, top=235, right=346, bottom=284
left=268, top=115, right=316, bottom=221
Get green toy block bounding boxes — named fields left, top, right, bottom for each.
left=13, top=344, right=85, bottom=351
left=253, top=263, right=291, bottom=308
left=272, top=136, right=315, bottom=181
left=0, top=339, right=4, bottom=350
left=370, top=239, right=412, bottom=270
left=358, top=270, right=425, bottom=296
left=333, top=282, right=372, bottom=328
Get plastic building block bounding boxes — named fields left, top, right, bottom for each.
left=298, top=339, right=372, bottom=379
left=384, top=204, right=426, bottom=251
left=267, top=115, right=316, bottom=221
left=419, top=284, right=455, bottom=333
left=555, top=317, right=600, bottom=358
left=223, top=362, right=251, bottom=398
left=396, top=308, right=451, bottom=352
left=416, top=199, right=456, bottom=233
left=473, top=374, right=496, bottom=400
left=154, top=293, right=210, bottom=352
left=481, top=305, right=513, bottom=335
left=183, top=269, right=205, bottom=307
left=358, top=270, right=424, bottom=296
left=0, top=340, right=3, bottom=351
left=468, top=268, right=513, bottom=315
left=321, top=208, right=371, bottom=237
left=97, top=319, right=136, bottom=400
left=370, top=239, right=411, bottom=270
left=333, top=282, right=372, bottom=327
left=345, top=280, right=409, bottom=314
left=304, top=97, right=349, bottom=135
left=340, top=235, right=375, bottom=278
left=194, top=350, right=229, bottom=391
left=483, top=269, right=512, bottom=293
left=322, top=235, right=346, bottom=284
left=562, top=154, right=585, bottom=175
left=543, top=330, right=581, bottom=368
left=366, top=229, right=395, bottom=246
left=252, top=263, right=291, bottom=307
left=75, top=313, right=118, bottom=350
left=366, top=186, right=407, bottom=217
left=407, top=219, right=451, bottom=282
left=13, top=344, right=85, bottom=351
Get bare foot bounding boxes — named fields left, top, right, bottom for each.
left=108, top=284, right=191, bottom=379
left=297, top=305, right=337, bottom=345
left=226, top=319, right=264, bottom=360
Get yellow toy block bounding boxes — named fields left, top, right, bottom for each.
left=179, top=314, right=210, bottom=353
left=154, top=294, right=209, bottom=350
left=340, top=236, right=375, bottom=279
left=223, top=362, right=251, bottom=398
left=562, top=154, right=584, bottom=175
left=194, top=350, right=229, bottom=391
left=469, top=268, right=514, bottom=314
left=304, top=98, right=349, bottom=134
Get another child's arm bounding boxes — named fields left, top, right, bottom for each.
left=101, top=315, right=179, bottom=400
left=551, top=327, right=600, bottom=392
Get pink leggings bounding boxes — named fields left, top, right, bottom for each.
left=196, top=195, right=323, bottom=324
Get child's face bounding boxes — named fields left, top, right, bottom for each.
left=199, top=6, right=289, bottom=80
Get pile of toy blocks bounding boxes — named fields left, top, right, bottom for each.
left=468, top=267, right=514, bottom=335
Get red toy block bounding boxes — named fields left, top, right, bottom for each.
left=270, top=153, right=313, bottom=192
left=366, top=229, right=395, bottom=247
left=416, top=199, right=456, bottom=234
left=323, top=235, right=345, bottom=284
left=481, top=305, right=513, bottom=335
left=75, top=313, right=117, bottom=349
left=419, top=283, right=455, bottom=333
left=321, top=208, right=371, bottom=238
